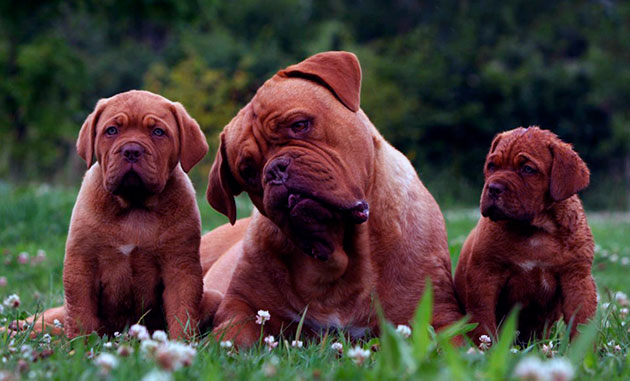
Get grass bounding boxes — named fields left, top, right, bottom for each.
left=0, top=182, right=629, bottom=380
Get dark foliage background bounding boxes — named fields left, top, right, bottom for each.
left=1, top=0, right=628, bottom=209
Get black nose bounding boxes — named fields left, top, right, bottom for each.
left=122, top=143, right=144, bottom=163
left=488, top=182, right=505, bottom=198
left=265, top=157, right=291, bottom=184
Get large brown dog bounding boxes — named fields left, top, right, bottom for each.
left=454, top=126, right=596, bottom=344
left=200, top=51, right=463, bottom=346
left=15, top=90, right=208, bottom=339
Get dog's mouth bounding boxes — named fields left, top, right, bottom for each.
left=286, top=192, right=369, bottom=224
left=481, top=204, right=509, bottom=221
left=111, top=169, right=151, bottom=200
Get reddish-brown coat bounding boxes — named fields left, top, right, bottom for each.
left=454, top=127, right=596, bottom=344
left=202, top=51, right=463, bottom=347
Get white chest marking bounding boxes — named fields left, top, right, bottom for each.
left=118, top=244, right=136, bottom=256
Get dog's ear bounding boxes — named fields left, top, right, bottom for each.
left=278, top=51, right=362, bottom=112
left=170, top=102, right=209, bottom=172
left=77, top=98, right=109, bottom=168
left=549, top=141, right=590, bottom=201
left=489, top=133, right=503, bottom=154
left=207, top=132, right=241, bottom=224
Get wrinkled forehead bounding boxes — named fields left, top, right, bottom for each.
left=100, top=93, right=175, bottom=126
left=494, top=128, right=553, bottom=165
left=252, top=76, right=335, bottom=114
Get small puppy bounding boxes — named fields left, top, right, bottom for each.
left=454, top=126, right=596, bottom=344
left=15, top=90, right=208, bottom=339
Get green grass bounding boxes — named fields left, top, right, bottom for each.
left=0, top=183, right=629, bottom=380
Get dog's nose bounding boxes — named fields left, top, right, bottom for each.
left=265, top=157, right=291, bottom=184
left=122, top=143, right=144, bottom=163
left=488, top=182, right=505, bottom=198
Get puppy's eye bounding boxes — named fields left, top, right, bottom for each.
left=522, top=165, right=537, bottom=174
left=152, top=128, right=165, bottom=137
left=486, top=162, right=496, bottom=171
left=105, top=126, right=118, bottom=136
left=290, top=120, right=310, bottom=134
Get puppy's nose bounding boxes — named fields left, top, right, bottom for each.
left=265, top=157, right=291, bottom=184
left=122, top=143, right=144, bottom=163
left=488, top=182, right=505, bottom=198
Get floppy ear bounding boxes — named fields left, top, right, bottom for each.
left=549, top=141, right=590, bottom=201
left=277, top=51, right=362, bottom=112
left=171, top=102, right=209, bottom=172
left=77, top=98, right=109, bottom=168
left=206, top=133, right=241, bottom=224
left=489, top=133, right=503, bottom=154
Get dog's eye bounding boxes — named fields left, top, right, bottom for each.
left=105, top=126, right=118, bottom=136
left=290, top=120, right=310, bottom=134
left=486, top=162, right=496, bottom=172
left=152, top=128, right=165, bottom=137
left=522, top=165, right=537, bottom=174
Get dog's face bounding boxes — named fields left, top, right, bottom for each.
left=480, top=126, right=589, bottom=222
left=77, top=90, right=208, bottom=200
left=207, top=52, right=373, bottom=260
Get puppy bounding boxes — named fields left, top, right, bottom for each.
left=200, top=51, right=463, bottom=346
left=14, top=90, right=208, bottom=339
left=454, top=126, right=596, bottom=344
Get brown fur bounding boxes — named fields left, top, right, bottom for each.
left=454, top=126, right=596, bottom=345
left=201, top=51, right=463, bottom=347
left=14, top=90, right=209, bottom=339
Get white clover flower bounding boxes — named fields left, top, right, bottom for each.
left=155, top=342, right=197, bottom=371
left=0, top=276, right=7, bottom=287
left=541, top=341, right=555, bottom=357
left=255, top=310, right=271, bottom=325
left=620, top=308, right=629, bottom=318
left=614, top=291, right=629, bottom=306
left=140, top=339, right=159, bottom=355
left=141, top=369, right=172, bottom=381
left=478, top=335, right=492, bottom=351
left=32, top=250, right=46, bottom=265
left=20, top=345, right=33, bottom=359
left=291, top=340, right=303, bottom=348
left=622, top=257, right=630, bottom=266
left=152, top=330, right=168, bottom=343
left=114, top=331, right=121, bottom=337
left=17, top=252, right=29, bottom=265
left=103, top=342, right=113, bottom=349
left=466, top=347, right=483, bottom=355
left=53, top=319, right=63, bottom=328
left=331, top=342, right=343, bottom=353
left=510, top=348, right=519, bottom=354
left=129, top=324, right=150, bottom=341
left=545, top=357, right=574, bottom=381
left=347, top=345, right=371, bottom=365
left=220, top=340, right=233, bottom=349
left=94, top=353, right=118, bottom=374
left=263, top=335, right=278, bottom=350
left=41, top=334, right=52, bottom=344
left=0, top=305, right=4, bottom=314
left=513, top=356, right=546, bottom=380
left=610, top=254, right=619, bottom=263
left=117, top=345, right=134, bottom=357
left=395, top=324, right=412, bottom=338
left=3, top=294, right=20, bottom=309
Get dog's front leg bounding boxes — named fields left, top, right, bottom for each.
left=464, top=264, right=505, bottom=345
left=63, top=252, right=101, bottom=338
left=162, top=254, right=203, bottom=339
left=560, top=264, right=597, bottom=338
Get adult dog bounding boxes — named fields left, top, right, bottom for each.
left=454, top=126, right=596, bottom=344
left=14, top=90, right=208, bottom=339
left=200, top=51, right=462, bottom=346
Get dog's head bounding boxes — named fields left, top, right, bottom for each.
left=207, top=51, right=373, bottom=260
left=77, top=90, right=208, bottom=201
left=480, top=126, right=589, bottom=223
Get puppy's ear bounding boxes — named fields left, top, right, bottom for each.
left=278, top=51, right=362, bottom=112
left=207, top=132, right=241, bottom=224
left=489, top=133, right=503, bottom=154
left=549, top=141, right=590, bottom=201
left=77, top=98, right=108, bottom=168
left=171, top=102, right=209, bottom=172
